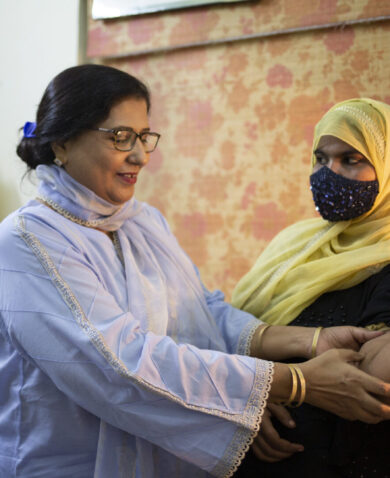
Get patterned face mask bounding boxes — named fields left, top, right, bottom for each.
left=310, top=166, right=379, bottom=222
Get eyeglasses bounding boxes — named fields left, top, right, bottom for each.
left=92, top=127, right=161, bottom=153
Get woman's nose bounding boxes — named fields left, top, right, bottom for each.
left=326, top=158, right=341, bottom=174
left=128, top=138, right=147, bottom=165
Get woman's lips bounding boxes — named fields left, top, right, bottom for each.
left=117, top=172, right=137, bottom=184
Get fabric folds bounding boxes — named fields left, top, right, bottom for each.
left=0, top=164, right=273, bottom=477
left=232, top=98, right=390, bottom=325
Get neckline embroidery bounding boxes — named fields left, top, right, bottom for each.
left=36, top=197, right=124, bottom=265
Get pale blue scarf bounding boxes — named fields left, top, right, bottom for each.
left=36, top=164, right=142, bottom=231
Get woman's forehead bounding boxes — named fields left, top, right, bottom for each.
left=316, top=135, right=360, bottom=152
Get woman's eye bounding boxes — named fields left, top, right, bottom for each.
left=315, top=155, right=327, bottom=165
left=115, top=133, right=131, bottom=143
left=344, top=156, right=361, bottom=165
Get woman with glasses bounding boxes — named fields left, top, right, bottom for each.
left=1, top=65, right=390, bottom=478
left=232, top=98, right=390, bottom=477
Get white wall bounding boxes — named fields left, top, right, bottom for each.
left=0, top=0, right=80, bottom=220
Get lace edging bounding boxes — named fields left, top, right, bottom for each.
left=15, top=214, right=267, bottom=428
left=237, top=319, right=262, bottom=356
left=211, top=359, right=274, bottom=478
left=112, top=231, right=125, bottom=267
left=36, top=195, right=111, bottom=227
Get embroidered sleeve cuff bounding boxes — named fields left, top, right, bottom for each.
left=236, top=319, right=264, bottom=356
left=211, top=359, right=274, bottom=477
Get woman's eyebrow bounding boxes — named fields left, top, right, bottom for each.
left=113, top=125, right=151, bottom=132
left=314, top=147, right=364, bottom=156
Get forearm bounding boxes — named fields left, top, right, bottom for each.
left=251, top=325, right=315, bottom=361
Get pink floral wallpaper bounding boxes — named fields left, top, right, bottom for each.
left=87, top=0, right=390, bottom=57
left=87, top=0, right=390, bottom=298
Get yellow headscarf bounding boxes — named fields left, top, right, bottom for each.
left=231, top=98, right=390, bottom=325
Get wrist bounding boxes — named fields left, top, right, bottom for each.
left=270, top=362, right=307, bottom=407
left=250, top=324, right=271, bottom=358
left=269, top=362, right=292, bottom=403
left=285, top=326, right=321, bottom=360
left=262, top=325, right=315, bottom=360
left=295, top=327, right=319, bottom=360
left=311, top=327, right=323, bottom=358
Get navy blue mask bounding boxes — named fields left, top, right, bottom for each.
left=310, top=166, right=379, bottom=222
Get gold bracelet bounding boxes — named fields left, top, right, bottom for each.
left=292, top=365, right=306, bottom=407
left=256, top=324, right=271, bottom=351
left=311, top=326, right=323, bottom=358
left=284, top=365, right=298, bottom=406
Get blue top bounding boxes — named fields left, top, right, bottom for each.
left=0, top=165, right=273, bottom=478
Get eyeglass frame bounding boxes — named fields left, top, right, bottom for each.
left=91, top=127, right=161, bottom=153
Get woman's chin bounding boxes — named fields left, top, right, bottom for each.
left=105, top=188, right=135, bottom=205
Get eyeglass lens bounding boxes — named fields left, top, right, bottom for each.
left=115, top=130, right=158, bottom=153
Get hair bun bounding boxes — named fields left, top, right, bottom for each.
left=16, top=136, right=54, bottom=170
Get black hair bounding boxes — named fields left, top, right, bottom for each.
left=16, top=64, right=151, bottom=170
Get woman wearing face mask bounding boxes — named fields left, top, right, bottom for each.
left=232, top=98, right=390, bottom=477
left=1, top=71, right=390, bottom=478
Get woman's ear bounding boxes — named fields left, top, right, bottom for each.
left=51, top=142, right=67, bottom=166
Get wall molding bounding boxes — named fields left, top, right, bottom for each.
left=88, top=14, right=390, bottom=60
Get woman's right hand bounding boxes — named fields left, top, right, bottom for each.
left=299, top=348, right=390, bottom=423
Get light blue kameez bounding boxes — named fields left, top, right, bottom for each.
left=0, top=165, right=273, bottom=478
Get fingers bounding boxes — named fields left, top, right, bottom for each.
left=252, top=432, right=303, bottom=463
left=342, top=390, right=390, bottom=424
left=250, top=409, right=304, bottom=463
left=259, top=423, right=304, bottom=454
left=299, top=350, right=390, bottom=423
left=352, top=327, right=385, bottom=345
left=325, top=366, right=390, bottom=422
left=252, top=438, right=283, bottom=463
left=268, top=403, right=296, bottom=428
left=363, top=373, right=390, bottom=398
left=318, top=327, right=360, bottom=355
left=358, top=393, right=390, bottom=424
left=318, top=327, right=385, bottom=355
left=336, top=348, right=364, bottom=363
left=301, top=351, right=383, bottom=421
left=355, top=367, right=390, bottom=405
left=357, top=374, right=390, bottom=421
left=309, top=347, right=364, bottom=368
left=318, top=347, right=364, bottom=365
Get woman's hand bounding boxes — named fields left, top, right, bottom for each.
left=316, top=326, right=384, bottom=357
left=252, top=404, right=304, bottom=463
left=359, top=331, right=390, bottom=403
left=300, top=348, right=390, bottom=423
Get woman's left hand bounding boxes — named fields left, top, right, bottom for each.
left=316, top=326, right=384, bottom=356
left=252, top=404, right=304, bottom=463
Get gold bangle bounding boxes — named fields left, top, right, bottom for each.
left=292, top=365, right=306, bottom=407
left=284, top=365, right=298, bottom=406
left=256, top=324, right=270, bottom=351
left=311, top=326, right=323, bottom=358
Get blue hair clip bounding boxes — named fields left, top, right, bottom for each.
left=23, top=121, right=37, bottom=138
